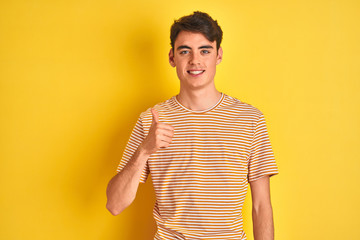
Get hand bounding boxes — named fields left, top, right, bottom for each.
left=140, top=108, right=174, bottom=155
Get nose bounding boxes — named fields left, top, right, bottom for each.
left=189, top=52, right=201, bottom=65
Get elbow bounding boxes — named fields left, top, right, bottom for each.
left=252, top=202, right=273, bottom=219
left=253, top=202, right=272, bottom=212
left=107, top=207, right=121, bottom=216
left=106, top=202, right=125, bottom=216
left=106, top=181, right=136, bottom=216
left=106, top=198, right=133, bottom=216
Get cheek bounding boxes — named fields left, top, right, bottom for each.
left=177, top=62, right=187, bottom=72
left=176, top=66, right=185, bottom=77
left=207, top=60, right=217, bottom=70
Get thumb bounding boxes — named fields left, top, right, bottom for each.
left=151, top=108, right=159, bottom=124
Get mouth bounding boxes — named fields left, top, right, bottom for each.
left=187, top=70, right=205, bottom=76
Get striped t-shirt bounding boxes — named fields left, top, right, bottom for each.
left=117, top=92, right=279, bottom=239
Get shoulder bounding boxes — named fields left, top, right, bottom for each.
left=139, top=96, right=175, bottom=122
left=222, top=93, right=264, bottom=118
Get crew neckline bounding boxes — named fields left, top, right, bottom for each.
left=173, top=92, right=225, bottom=114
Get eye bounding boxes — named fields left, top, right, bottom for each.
left=180, top=50, right=189, bottom=55
left=201, top=49, right=210, bottom=54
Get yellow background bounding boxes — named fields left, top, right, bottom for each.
left=1, top=0, right=359, bottom=239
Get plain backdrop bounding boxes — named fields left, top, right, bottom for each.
left=1, top=0, right=359, bottom=239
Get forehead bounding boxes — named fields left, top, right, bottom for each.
left=174, top=31, right=216, bottom=48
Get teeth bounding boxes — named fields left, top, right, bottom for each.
left=189, top=70, right=204, bottom=74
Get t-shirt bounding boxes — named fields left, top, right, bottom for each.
left=116, top=92, right=279, bottom=239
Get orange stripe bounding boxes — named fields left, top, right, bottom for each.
left=117, top=93, right=278, bottom=239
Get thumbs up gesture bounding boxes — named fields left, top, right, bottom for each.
left=140, top=108, right=174, bottom=155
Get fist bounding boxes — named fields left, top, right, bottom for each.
left=140, top=108, right=174, bottom=155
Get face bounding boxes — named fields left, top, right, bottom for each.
left=169, top=31, right=223, bottom=91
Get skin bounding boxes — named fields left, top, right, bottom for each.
left=250, top=176, right=275, bottom=240
left=106, top=109, right=174, bottom=215
left=169, top=31, right=223, bottom=111
left=106, top=30, right=275, bottom=240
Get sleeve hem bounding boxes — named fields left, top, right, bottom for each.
left=248, top=172, right=279, bottom=183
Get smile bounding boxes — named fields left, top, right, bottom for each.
left=187, top=70, right=205, bottom=75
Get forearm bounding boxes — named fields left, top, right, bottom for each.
left=252, top=203, right=274, bottom=240
left=106, top=145, right=150, bottom=215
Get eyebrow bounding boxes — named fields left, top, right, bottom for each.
left=176, top=45, right=214, bottom=51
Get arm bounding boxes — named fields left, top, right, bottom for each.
left=249, top=175, right=275, bottom=240
left=106, top=109, right=174, bottom=216
left=106, top=145, right=150, bottom=216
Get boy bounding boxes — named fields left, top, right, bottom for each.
left=106, top=11, right=279, bottom=240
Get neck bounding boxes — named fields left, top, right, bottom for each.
left=176, top=87, right=222, bottom=111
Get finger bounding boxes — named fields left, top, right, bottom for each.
left=156, top=122, right=175, bottom=131
left=151, top=108, right=159, bottom=124
left=161, top=135, right=173, bottom=144
left=155, top=128, right=174, bottom=138
left=158, top=137, right=173, bottom=148
left=159, top=143, right=171, bottom=149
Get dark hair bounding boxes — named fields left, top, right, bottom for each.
left=170, top=11, right=223, bottom=51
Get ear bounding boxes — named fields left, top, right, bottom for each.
left=216, top=47, right=223, bottom=65
left=169, top=48, right=176, bottom=67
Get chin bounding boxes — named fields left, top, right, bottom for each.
left=184, top=82, right=212, bottom=90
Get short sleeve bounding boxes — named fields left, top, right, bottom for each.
left=248, top=113, right=279, bottom=182
left=116, top=114, right=150, bottom=183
